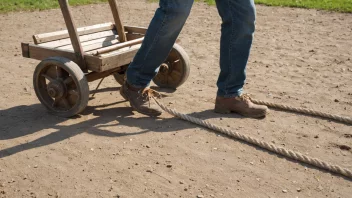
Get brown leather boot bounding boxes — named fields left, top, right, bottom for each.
left=120, top=82, right=162, bottom=117
left=215, top=95, right=268, bottom=118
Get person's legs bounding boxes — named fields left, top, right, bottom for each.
left=126, top=0, right=194, bottom=88
left=214, top=0, right=268, bottom=118
left=216, top=0, right=256, bottom=97
left=121, top=0, right=194, bottom=116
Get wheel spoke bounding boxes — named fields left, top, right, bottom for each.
left=60, top=98, right=71, bottom=109
left=167, top=50, right=178, bottom=62
left=56, top=66, right=64, bottom=79
left=172, top=59, right=180, bottom=64
left=52, top=98, right=59, bottom=107
left=170, top=59, right=181, bottom=72
left=68, top=89, right=79, bottom=97
left=63, top=76, right=73, bottom=85
left=42, top=74, right=55, bottom=82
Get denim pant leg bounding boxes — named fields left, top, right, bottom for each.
left=126, top=0, right=194, bottom=88
left=216, top=0, right=256, bottom=97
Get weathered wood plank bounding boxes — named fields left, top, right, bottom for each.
left=21, top=43, right=30, bottom=58
left=58, top=0, right=86, bottom=69
left=124, top=26, right=147, bottom=35
left=126, top=33, right=144, bottom=41
left=90, top=37, right=144, bottom=55
left=28, top=44, right=79, bottom=63
left=33, top=22, right=115, bottom=44
left=39, top=30, right=117, bottom=48
left=99, top=44, right=141, bottom=71
left=24, top=44, right=102, bottom=72
left=108, top=0, right=127, bottom=42
left=85, top=55, right=104, bottom=72
left=58, top=35, right=120, bottom=52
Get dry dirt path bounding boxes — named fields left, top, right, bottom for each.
left=0, top=1, right=351, bottom=197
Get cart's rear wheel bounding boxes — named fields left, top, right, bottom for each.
left=153, top=44, right=190, bottom=89
left=33, top=57, right=89, bottom=117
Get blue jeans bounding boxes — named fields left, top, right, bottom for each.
left=126, top=0, right=256, bottom=98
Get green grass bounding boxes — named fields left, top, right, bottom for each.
left=1, top=0, right=352, bottom=13
left=0, top=0, right=106, bottom=13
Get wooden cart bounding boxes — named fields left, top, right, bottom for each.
left=21, top=0, right=190, bottom=117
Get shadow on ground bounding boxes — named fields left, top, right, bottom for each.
left=0, top=87, right=244, bottom=159
left=2, top=87, right=349, bottom=181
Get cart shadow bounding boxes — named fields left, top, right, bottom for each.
left=2, top=103, right=349, bottom=181
left=0, top=99, right=246, bottom=159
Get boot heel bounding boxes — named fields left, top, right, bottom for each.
left=120, top=86, right=128, bottom=100
left=214, top=104, right=231, bottom=114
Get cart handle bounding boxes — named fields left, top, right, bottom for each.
left=58, top=0, right=86, bottom=69
left=108, top=0, right=127, bottom=42
left=57, top=0, right=127, bottom=69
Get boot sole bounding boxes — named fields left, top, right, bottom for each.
left=215, top=105, right=268, bottom=118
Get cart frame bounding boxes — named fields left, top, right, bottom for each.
left=21, top=0, right=146, bottom=82
left=21, top=0, right=190, bottom=117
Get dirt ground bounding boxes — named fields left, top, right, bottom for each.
left=0, top=0, right=351, bottom=197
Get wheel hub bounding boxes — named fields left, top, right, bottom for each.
left=159, top=63, right=170, bottom=74
left=47, top=80, right=66, bottom=98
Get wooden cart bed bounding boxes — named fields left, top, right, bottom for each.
left=22, top=22, right=146, bottom=72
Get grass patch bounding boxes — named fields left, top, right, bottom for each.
left=204, top=0, right=352, bottom=13
left=0, top=0, right=106, bottom=13
left=1, top=0, right=351, bottom=13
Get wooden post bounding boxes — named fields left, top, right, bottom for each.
left=108, top=0, right=127, bottom=43
left=58, top=0, right=86, bottom=69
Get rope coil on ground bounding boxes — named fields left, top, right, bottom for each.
left=153, top=98, right=352, bottom=179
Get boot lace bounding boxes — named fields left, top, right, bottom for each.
left=138, top=88, right=162, bottom=107
left=238, top=93, right=253, bottom=104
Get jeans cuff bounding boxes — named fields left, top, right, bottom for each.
left=126, top=79, right=149, bottom=89
left=217, top=90, right=243, bottom=98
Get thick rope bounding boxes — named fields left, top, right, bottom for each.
left=252, top=99, right=352, bottom=125
left=153, top=98, right=352, bottom=179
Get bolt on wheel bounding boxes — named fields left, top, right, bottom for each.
left=33, top=57, right=89, bottom=117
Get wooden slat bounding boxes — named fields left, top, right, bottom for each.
left=58, top=35, right=119, bottom=52
left=108, top=0, right=127, bottom=42
left=24, top=43, right=138, bottom=72
left=99, top=44, right=141, bottom=58
left=89, top=37, right=144, bottom=56
left=126, top=33, right=144, bottom=41
left=21, top=43, right=30, bottom=58
left=24, top=44, right=102, bottom=72
left=99, top=44, right=141, bottom=71
left=39, top=30, right=117, bottom=48
left=124, top=26, right=147, bottom=34
left=85, top=55, right=103, bottom=72
left=28, top=44, right=78, bottom=62
left=33, top=22, right=115, bottom=44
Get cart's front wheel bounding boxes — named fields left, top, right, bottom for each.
left=153, top=44, right=190, bottom=89
left=33, top=57, right=89, bottom=117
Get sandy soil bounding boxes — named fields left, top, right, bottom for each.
left=0, top=0, right=351, bottom=197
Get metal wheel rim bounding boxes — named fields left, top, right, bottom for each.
left=153, top=47, right=186, bottom=88
left=35, top=63, right=81, bottom=113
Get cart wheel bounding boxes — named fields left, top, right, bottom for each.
left=33, top=57, right=89, bottom=117
left=153, top=44, right=190, bottom=89
left=113, top=71, right=126, bottom=85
